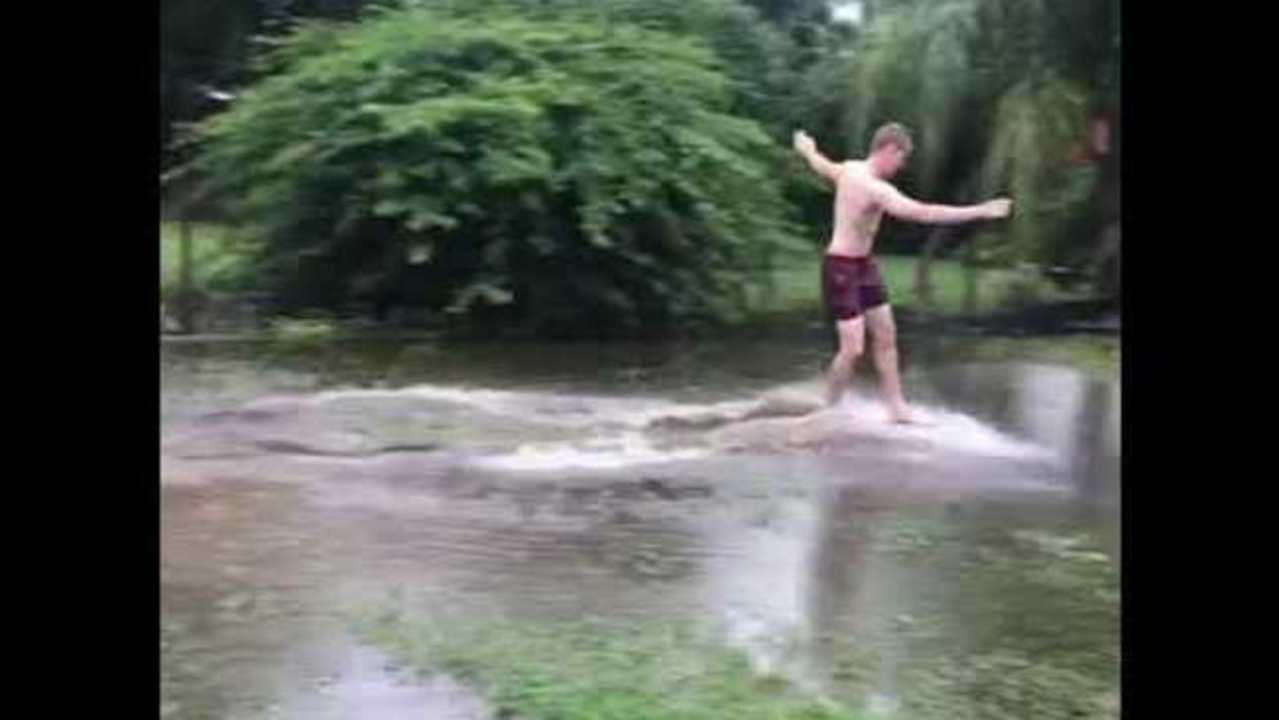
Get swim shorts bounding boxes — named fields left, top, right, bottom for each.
left=821, top=254, right=889, bottom=321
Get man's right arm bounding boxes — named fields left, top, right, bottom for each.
left=872, top=181, right=1011, bottom=224
left=792, top=130, right=844, bottom=185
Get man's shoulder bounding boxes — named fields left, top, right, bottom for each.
left=841, top=164, right=891, bottom=195
left=836, top=160, right=865, bottom=186
left=861, top=174, right=896, bottom=197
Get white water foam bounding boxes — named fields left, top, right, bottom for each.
left=259, top=382, right=1057, bottom=471
left=474, top=432, right=710, bottom=471
left=850, top=401, right=1058, bottom=462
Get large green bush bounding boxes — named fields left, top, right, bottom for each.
left=192, top=6, right=804, bottom=336
left=412, top=0, right=794, bottom=124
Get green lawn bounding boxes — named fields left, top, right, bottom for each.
left=159, top=221, right=252, bottom=297
left=159, top=221, right=1062, bottom=322
left=931, top=334, right=1120, bottom=378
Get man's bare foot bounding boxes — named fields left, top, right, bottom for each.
left=886, top=404, right=918, bottom=424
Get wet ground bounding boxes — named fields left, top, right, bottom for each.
left=160, top=334, right=1120, bottom=719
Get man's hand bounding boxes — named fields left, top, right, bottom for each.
left=982, top=198, right=1013, bottom=219
left=793, top=129, right=816, bottom=157
left=793, top=129, right=842, bottom=184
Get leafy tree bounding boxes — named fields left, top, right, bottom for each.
left=836, top=0, right=1120, bottom=299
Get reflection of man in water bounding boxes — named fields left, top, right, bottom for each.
left=806, top=482, right=894, bottom=696
left=810, top=485, right=873, bottom=637
left=793, top=124, right=1012, bottom=423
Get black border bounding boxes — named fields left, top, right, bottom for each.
left=77, top=0, right=1202, bottom=715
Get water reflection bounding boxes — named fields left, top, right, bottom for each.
left=917, top=361, right=1120, bottom=507
left=805, top=481, right=892, bottom=698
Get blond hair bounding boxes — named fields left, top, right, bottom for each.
left=869, top=122, right=914, bottom=155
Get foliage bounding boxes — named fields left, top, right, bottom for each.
left=191, top=8, right=805, bottom=335
left=839, top=0, right=1119, bottom=270
left=162, top=1, right=392, bottom=168
left=159, top=221, right=255, bottom=301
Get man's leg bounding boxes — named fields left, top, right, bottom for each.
left=826, top=315, right=865, bottom=407
left=865, top=304, right=913, bottom=423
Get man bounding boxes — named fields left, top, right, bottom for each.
left=793, top=123, right=1011, bottom=423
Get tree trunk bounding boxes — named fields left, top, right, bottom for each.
left=1088, top=109, right=1120, bottom=298
left=758, top=246, right=777, bottom=312
left=913, top=226, right=951, bottom=310
left=920, top=168, right=981, bottom=313
left=178, top=218, right=196, bottom=334
left=962, top=238, right=978, bottom=315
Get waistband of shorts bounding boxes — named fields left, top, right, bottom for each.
left=824, top=253, right=872, bottom=263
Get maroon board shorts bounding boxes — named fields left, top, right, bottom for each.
left=822, top=254, right=889, bottom=321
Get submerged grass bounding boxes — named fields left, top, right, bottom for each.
left=349, top=517, right=1119, bottom=720
left=834, top=515, right=1121, bottom=720
left=353, top=613, right=854, bottom=720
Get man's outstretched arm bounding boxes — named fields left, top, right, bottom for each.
left=793, top=130, right=844, bottom=184
left=872, top=180, right=1012, bottom=224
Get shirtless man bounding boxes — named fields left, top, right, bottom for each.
left=793, top=123, right=1011, bottom=423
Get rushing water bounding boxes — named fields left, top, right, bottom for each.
left=161, top=333, right=1119, bottom=719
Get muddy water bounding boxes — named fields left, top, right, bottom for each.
left=160, top=335, right=1120, bottom=718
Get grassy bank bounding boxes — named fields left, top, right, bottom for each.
left=931, top=334, right=1121, bottom=377
left=756, top=255, right=1073, bottom=318
left=158, top=222, right=1087, bottom=331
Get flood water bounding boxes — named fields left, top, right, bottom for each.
left=160, top=332, right=1120, bottom=719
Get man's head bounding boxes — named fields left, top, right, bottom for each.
left=868, top=122, right=913, bottom=178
